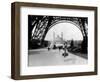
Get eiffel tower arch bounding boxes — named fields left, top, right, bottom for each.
left=28, top=15, right=88, bottom=53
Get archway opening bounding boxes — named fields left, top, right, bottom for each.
left=45, top=22, right=83, bottom=41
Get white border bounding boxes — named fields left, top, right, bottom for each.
left=20, top=6, right=95, bottom=75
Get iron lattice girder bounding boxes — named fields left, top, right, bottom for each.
left=31, top=16, right=88, bottom=41
left=32, top=16, right=49, bottom=40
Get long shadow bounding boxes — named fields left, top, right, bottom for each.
left=69, top=52, right=88, bottom=59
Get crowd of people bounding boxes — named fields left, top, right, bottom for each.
left=47, top=42, right=69, bottom=57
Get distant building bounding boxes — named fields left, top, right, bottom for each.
left=49, top=32, right=65, bottom=48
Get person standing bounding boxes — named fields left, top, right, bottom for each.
left=62, top=42, right=68, bottom=57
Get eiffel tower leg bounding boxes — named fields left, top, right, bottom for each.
left=81, top=36, right=88, bottom=53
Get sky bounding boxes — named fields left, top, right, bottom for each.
left=45, top=22, right=83, bottom=41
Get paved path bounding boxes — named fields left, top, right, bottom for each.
left=28, top=48, right=87, bottom=66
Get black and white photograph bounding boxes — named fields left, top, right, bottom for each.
left=28, top=15, right=88, bottom=66
left=11, top=2, right=97, bottom=79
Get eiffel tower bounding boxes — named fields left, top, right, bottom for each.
left=28, top=15, right=88, bottom=53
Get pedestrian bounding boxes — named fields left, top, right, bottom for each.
left=62, top=42, right=68, bottom=57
